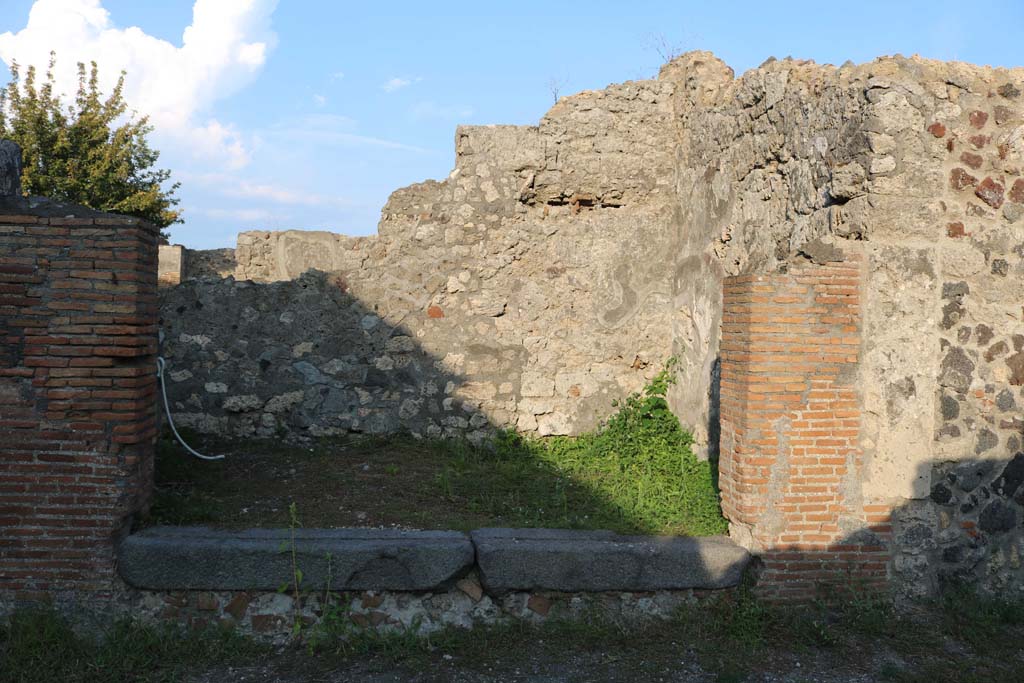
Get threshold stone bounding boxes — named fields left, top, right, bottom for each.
left=119, top=526, right=475, bottom=591
left=471, top=528, right=751, bottom=593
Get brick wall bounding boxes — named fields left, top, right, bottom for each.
left=0, top=205, right=159, bottom=600
left=718, top=254, right=892, bottom=601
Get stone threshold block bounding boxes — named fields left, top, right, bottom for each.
left=471, top=528, right=751, bottom=594
left=119, top=527, right=475, bottom=591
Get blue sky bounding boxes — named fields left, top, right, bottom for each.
left=1, top=1, right=1022, bottom=248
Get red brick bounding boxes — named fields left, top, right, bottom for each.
left=975, top=177, right=1005, bottom=208
left=959, top=151, right=984, bottom=169
left=951, top=167, right=978, bottom=190
left=1009, top=179, right=1024, bottom=204
left=719, top=262, right=885, bottom=601
left=0, top=216, right=157, bottom=597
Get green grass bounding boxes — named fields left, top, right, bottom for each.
left=6, top=587, right=1022, bottom=682
left=0, top=609, right=265, bottom=683
left=504, top=361, right=726, bottom=535
left=149, top=361, right=728, bottom=536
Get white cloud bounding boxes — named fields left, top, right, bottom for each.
left=177, top=171, right=356, bottom=208
left=0, top=0, right=278, bottom=169
left=312, top=93, right=327, bottom=107
left=382, top=76, right=414, bottom=93
left=266, top=114, right=433, bottom=153
left=330, top=70, right=345, bottom=81
left=226, top=182, right=350, bottom=207
left=197, top=207, right=287, bottom=223
left=411, top=101, right=475, bottom=121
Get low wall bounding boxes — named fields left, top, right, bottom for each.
left=128, top=584, right=724, bottom=642
left=114, top=526, right=750, bottom=641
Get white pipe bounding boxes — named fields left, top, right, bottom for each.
left=156, top=356, right=224, bottom=461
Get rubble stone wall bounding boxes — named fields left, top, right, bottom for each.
left=162, top=80, right=684, bottom=442
left=712, top=57, right=1024, bottom=599
left=159, top=53, right=1024, bottom=599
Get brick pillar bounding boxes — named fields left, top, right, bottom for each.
left=0, top=204, right=159, bottom=601
left=719, top=254, right=891, bottom=601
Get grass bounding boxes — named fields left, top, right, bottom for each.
left=0, top=609, right=265, bottom=683
left=4, top=588, right=1023, bottom=682
left=149, top=363, right=727, bottom=536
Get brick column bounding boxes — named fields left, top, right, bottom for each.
left=0, top=204, right=159, bottom=601
left=719, top=254, right=891, bottom=601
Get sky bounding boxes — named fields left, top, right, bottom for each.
left=1, top=1, right=1022, bottom=249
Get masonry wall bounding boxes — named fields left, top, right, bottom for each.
left=718, top=254, right=891, bottom=600
left=670, top=54, right=1024, bottom=600
left=155, top=52, right=1024, bottom=600
left=159, top=84, right=682, bottom=443
left=0, top=199, right=159, bottom=602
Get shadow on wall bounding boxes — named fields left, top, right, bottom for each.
left=706, top=356, right=722, bottom=481
left=901, top=452, right=1024, bottom=598
left=155, top=269, right=725, bottom=538
left=156, top=272, right=1024, bottom=602
left=730, top=452, right=1024, bottom=603
left=159, top=270, right=514, bottom=441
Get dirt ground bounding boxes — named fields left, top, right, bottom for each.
left=149, top=431, right=718, bottom=535
left=186, top=651, right=883, bottom=683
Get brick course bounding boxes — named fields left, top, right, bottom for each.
left=719, top=254, right=892, bottom=600
left=0, top=208, right=159, bottom=599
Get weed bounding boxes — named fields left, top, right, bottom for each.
left=0, top=609, right=263, bottom=683
left=152, top=360, right=727, bottom=536
left=277, top=502, right=305, bottom=638
left=4, top=588, right=1024, bottom=682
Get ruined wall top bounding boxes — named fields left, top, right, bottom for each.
left=0, top=140, right=22, bottom=198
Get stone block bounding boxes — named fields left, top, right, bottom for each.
left=0, top=140, right=21, bottom=197
left=119, top=526, right=474, bottom=591
left=470, top=528, right=750, bottom=593
left=158, top=244, right=185, bottom=286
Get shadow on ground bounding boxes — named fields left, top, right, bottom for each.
left=153, top=271, right=725, bottom=537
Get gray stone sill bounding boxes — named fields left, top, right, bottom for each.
left=119, top=526, right=751, bottom=594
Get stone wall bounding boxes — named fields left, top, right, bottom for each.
left=0, top=169, right=160, bottom=602
left=711, top=57, right=1024, bottom=599
left=112, top=525, right=746, bottom=641
left=162, top=82, right=683, bottom=442
left=894, top=81, right=1024, bottom=598
left=127, top=585, right=719, bottom=643
left=159, top=53, right=1024, bottom=600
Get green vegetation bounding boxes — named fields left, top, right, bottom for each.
left=526, top=360, right=726, bottom=535
left=3, top=588, right=1022, bottom=682
left=151, top=363, right=727, bottom=536
left=0, top=609, right=263, bottom=683
left=0, top=54, right=180, bottom=236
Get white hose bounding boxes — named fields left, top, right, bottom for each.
left=156, top=356, right=224, bottom=461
